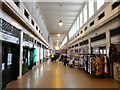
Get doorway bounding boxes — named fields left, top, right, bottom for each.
left=2, top=41, right=20, bottom=88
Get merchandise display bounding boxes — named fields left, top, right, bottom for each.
left=89, top=55, right=110, bottom=77
left=79, top=54, right=110, bottom=78
left=73, top=54, right=79, bottom=67
left=109, top=44, right=120, bottom=80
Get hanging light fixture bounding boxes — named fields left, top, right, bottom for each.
left=29, top=34, right=34, bottom=38
left=55, top=46, right=60, bottom=50
left=57, top=34, right=60, bottom=37
left=58, top=20, right=63, bottom=27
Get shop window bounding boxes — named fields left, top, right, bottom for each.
left=92, top=47, right=100, bottom=54
left=24, top=9, right=29, bottom=19
left=31, top=19, right=34, bottom=26
left=98, top=12, right=105, bottom=20
left=84, top=26, right=87, bottom=31
left=110, top=27, right=120, bottom=37
left=91, top=33, right=106, bottom=42
left=23, top=33, right=32, bottom=42
left=112, top=1, right=120, bottom=10
left=92, top=46, right=106, bottom=54
left=90, top=21, right=94, bottom=27
left=23, top=33, right=29, bottom=41
left=13, top=0, right=20, bottom=8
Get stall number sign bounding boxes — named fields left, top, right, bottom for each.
left=0, top=32, right=19, bottom=44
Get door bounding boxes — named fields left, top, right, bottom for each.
left=22, top=47, right=29, bottom=75
left=28, top=48, right=34, bottom=69
left=33, top=49, right=36, bottom=65
left=2, top=42, right=20, bottom=89
left=2, top=42, right=8, bottom=88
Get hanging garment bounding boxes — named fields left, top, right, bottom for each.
left=104, top=56, right=108, bottom=74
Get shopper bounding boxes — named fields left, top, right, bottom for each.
left=54, top=53, right=56, bottom=61
left=61, top=54, right=64, bottom=63
left=51, top=53, right=55, bottom=62
left=64, top=55, right=68, bottom=66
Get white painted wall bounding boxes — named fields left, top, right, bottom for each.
left=3, top=1, right=49, bottom=46
left=68, top=1, right=119, bottom=46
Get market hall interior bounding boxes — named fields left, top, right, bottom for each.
left=0, top=0, right=120, bottom=89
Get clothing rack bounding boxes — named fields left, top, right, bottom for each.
left=79, top=54, right=110, bottom=78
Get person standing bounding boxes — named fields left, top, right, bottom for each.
left=51, top=53, right=55, bottom=62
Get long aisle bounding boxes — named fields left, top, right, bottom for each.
left=6, top=60, right=118, bottom=88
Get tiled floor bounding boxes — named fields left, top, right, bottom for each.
left=6, top=60, right=119, bottom=88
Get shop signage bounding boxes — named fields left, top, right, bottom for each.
left=23, top=41, right=33, bottom=48
left=0, top=32, right=19, bottom=44
left=111, top=36, right=120, bottom=43
left=33, top=44, right=36, bottom=48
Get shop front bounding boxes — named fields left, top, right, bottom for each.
left=79, top=40, right=89, bottom=71
left=0, top=19, right=20, bottom=89
left=90, top=45, right=110, bottom=77
left=78, top=33, right=111, bottom=78
left=22, top=33, right=36, bottom=75
left=92, top=46, right=106, bottom=55
left=79, top=46, right=89, bottom=72
left=110, top=27, right=120, bottom=80
left=89, top=33, right=111, bottom=77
